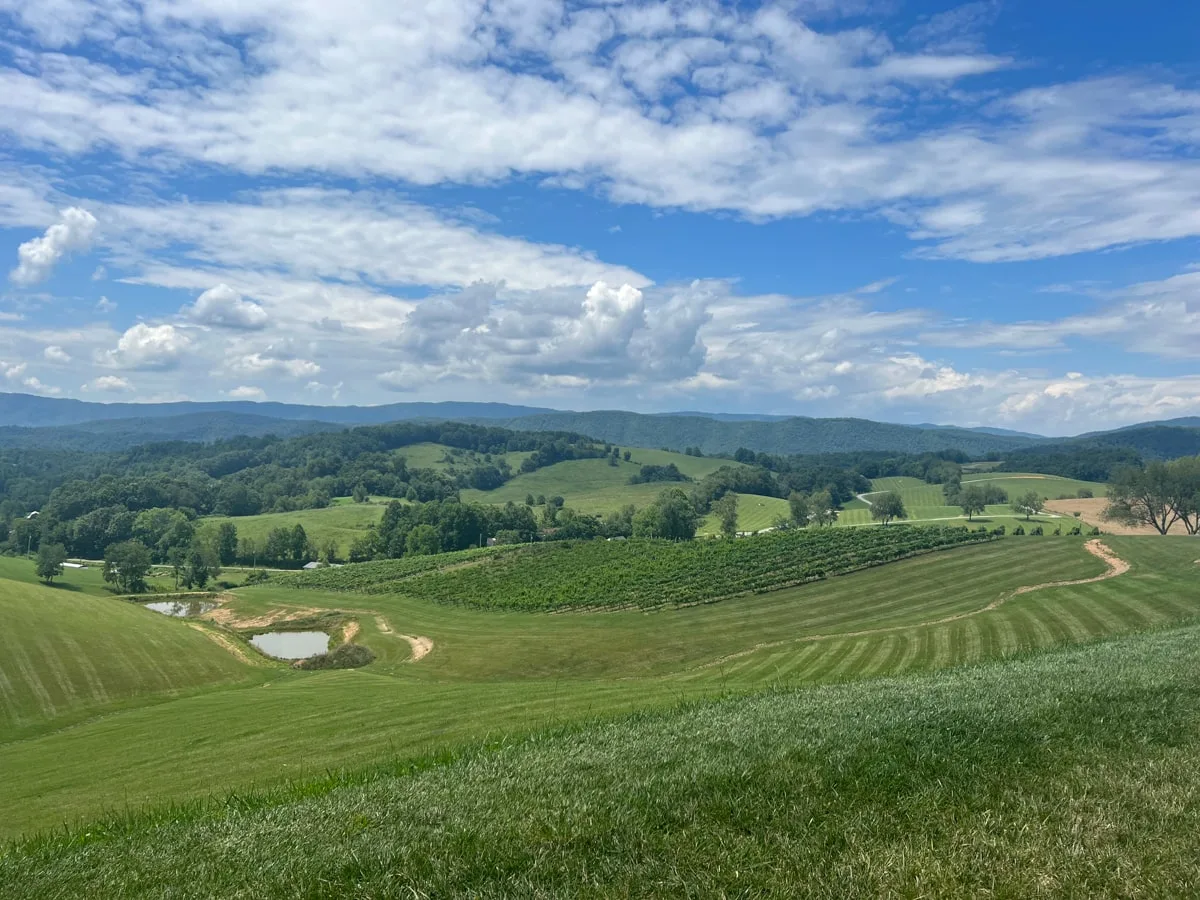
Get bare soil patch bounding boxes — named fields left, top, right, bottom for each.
left=1045, top=498, right=1189, bottom=535
left=399, top=633, right=433, bottom=662
left=204, top=605, right=324, bottom=630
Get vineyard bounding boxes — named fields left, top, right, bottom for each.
left=281, top=544, right=506, bottom=591
left=367, top=526, right=994, bottom=611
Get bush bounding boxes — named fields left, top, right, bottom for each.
left=244, top=569, right=270, bottom=585
left=990, top=526, right=1006, bottom=536
left=1073, top=511, right=1082, bottom=518
left=1090, top=526, right=1102, bottom=536
left=1030, top=525, right=1044, bottom=536
left=1012, top=525, right=1025, bottom=535
left=295, top=642, right=376, bottom=670
left=1077, top=488, right=1094, bottom=499
left=1068, top=524, right=1082, bottom=536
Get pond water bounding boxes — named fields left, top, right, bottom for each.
left=143, top=599, right=218, bottom=618
left=250, top=631, right=330, bottom=660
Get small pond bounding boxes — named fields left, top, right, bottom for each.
left=250, top=631, right=330, bottom=660
left=143, top=599, right=218, bottom=618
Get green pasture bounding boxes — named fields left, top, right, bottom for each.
left=697, top=494, right=790, bottom=534
left=9, top=607, right=1200, bottom=896
left=838, top=473, right=1108, bottom=529
left=960, top=471, right=1108, bottom=499
left=461, top=450, right=717, bottom=514
left=2, top=534, right=1198, bottom=839
left=201, top=502, right=389, bottom=559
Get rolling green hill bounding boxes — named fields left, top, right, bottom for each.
left=1, top=534, right=1197, bottom=841
left=7, top=587, right=1200, bottom=896
left=0, top=571, right=257, bottom=741
left=461, top=447, right=734, bottom=513
left=201, top=502, right=393, bottom=560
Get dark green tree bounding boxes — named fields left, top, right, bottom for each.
left=714, top=491, right=739, bottom=538
left=36, top=542, right=67, bottom=583
left=957, top=485, right=988, bottom=521
left=870, top=491, right=906, bottom=526
left=217, top=522, right=238, bottom=565
left=787, top=491, right=810, bottom=528
left=103, top=540, right=152, bottom=594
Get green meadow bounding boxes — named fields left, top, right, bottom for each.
left=837, top=472, right=1109, bottom=529
left=9, top=621, right=1200, bottom=897
left=1, top=530, right=1198, bottom=847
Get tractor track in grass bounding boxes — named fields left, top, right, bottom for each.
left=693, top=540, right=1129, bottom=672
left=372, top=616, right=433, bottom=662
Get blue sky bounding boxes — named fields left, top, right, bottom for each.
left=1, top=0, right=1198, bottom=435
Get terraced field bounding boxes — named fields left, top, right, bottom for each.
left=2, top=533, right=1197, bottom=840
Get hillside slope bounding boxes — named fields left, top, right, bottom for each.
left=7, top=619, right=1200, bottom=897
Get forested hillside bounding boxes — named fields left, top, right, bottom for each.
left=0, top=413, right=340, bottom=451
left=482, top=411, right=1038, bottom=456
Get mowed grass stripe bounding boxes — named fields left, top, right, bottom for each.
left=0, top=584, right=257, bottom=740
left=2, top=536, right=1194, bottom=839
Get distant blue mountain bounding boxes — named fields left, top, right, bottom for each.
left=0, top=393, right=557, bottom=429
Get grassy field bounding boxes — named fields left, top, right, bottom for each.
left=837, top=473, right=1109, bottom=530
left=200, top=446, right=740, bottom=555
left=462, top=448, right=738, bottom=513
left=1, top=533, right=1198, bottom=840
left=0, top=572, right=259, bottom=742
left=698, top=493, right=790, bottom=534
left=201, top=502, right=390, bottom=559
left=7, top=615, right=1200, bottom=896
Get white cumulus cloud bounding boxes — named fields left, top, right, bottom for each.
left=231, top=352, right=321, bottom=378
left=9, top=207, right=97, bottom=285
left=184, top=284, right=269, bottom=330
left=43, top=345, right=71, bottom=363
left=102, top=323, right=190, bottom=370
left=84, top=375, right=133, bottom=392
left=225, top=385, right=266, bottom=399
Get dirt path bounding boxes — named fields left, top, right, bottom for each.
left=372, top=616, right=433, bottom=662
left=695, top=539, right=1129, bottom=671
left=401, top=635, right=434, bottom=662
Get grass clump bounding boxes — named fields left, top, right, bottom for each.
left=295, top=642, right=375, bottom=670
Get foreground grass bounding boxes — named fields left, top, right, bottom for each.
left=6, top=621, right=1200, bottom=897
